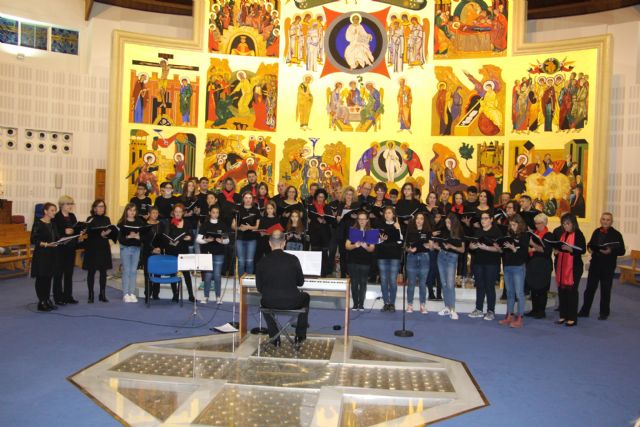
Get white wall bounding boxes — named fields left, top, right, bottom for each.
left=527, top=5, right=640, bottom=249
left=0, top=0, right=192, bottom=223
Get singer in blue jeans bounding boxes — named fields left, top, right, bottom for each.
left=117, top=203, right=145, bottom=303
left=404, top=211, right=432, bottom=314
left=375, top=207, right=403, bottom=313
left=434, top=213, right=466, bottom=320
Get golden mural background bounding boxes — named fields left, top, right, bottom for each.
left=108, top=0, right=611, bottom=230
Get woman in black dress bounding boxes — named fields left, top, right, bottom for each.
left=83, top=199, right=117, bottom=303
left=396, top=183, right=423, bottom=233
left=31, top=203, right=61, bottom=311
left=553, top=213, right=586, bottom=327
left=141, top=207, right=163, bottom=301
left=308, top=188, right=334, bottom=276
left=526, top=212, right=553, bottom=319
left=163, top=203, right=195, bottom=302
left=278, top=186, right=305, bottom=227
left=52, top=195, right=80, bottom=305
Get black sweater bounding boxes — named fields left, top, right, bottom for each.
left=502, top=232, right=530, bottom=266
left=374, top=220, right=402, bottom=259
left=472, top=225, right=503, bottom=265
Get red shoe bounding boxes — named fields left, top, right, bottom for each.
left=510, top=315, right=523, bottom=328
left=499, top=314, right=513, bottom=326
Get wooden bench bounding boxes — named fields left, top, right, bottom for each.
left=0, top=224, right=32, bottom=279
left=619, top=249, right=640, bottom=285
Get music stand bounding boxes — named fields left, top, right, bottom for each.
left=178, top=254, right=213, bottom=325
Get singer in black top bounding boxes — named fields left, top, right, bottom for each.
left=426, top=207, right=445, bottom=301
left=130, top=183, right=152, bottom=219
left=369, top=182, right=390, bottom=221
left=31, top=203, right=61, bottom=311
left=405, top=212, right=431, bottom=314
left=117, top=203, right=146, bottom=303
left=180, top=180, right=200, bottom=237
left=285, top=210, right=305, bottom=251
left=197, top=205, right=230, bottom=304
left=278, top=186, right=305, bottom=228
left=553, top=213, right=586, bottom=326
left=468, top=211, right=503, bottom=320
left=52, top=195, right=81, bottom=305
left=335, top=186, right=360, bottom=278
left=346, top=211, right=376, bottom=310
left=232, top=192, right=261, bottom=276
left=83, top=200, right=117, bottom=303
left=255, top=201, right=280, bottom=263
left=308, top=189, right=334, bottom=276
left=142, top=207, right=163, bottom=301
left=395, top=183, right=423, bottom=233
left=375, top=206, right=403, bottom=312
left=256, top=230, right=309, bottom=344
left=155, top=182, right=179, bottom=222
left=239, top=170, right=259, bottom=197
left=499, top=214, right=530, bottom=328
left=525, top=213, right=554, bottom=319
left=163, top=203, right=195, bottom=302
left=579, top=212, right=626, bottom=320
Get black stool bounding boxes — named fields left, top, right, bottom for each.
left=259, top=307, right=309, bottom=350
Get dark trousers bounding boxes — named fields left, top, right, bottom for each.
left=338, top=240, right=348, bottom=278
left=457, top=249, right=470, bottom=277
left=53, top=248, right=75, bottom=301
left=87, top=269, right=107, bottom=294
left=473, top=263, right=499, bottom=312
left=311, top=246, right=331, bottom=277
left=328, top=229, right=338, bottom=276
left=581, top=262, right=615, bottom=316
left=530, top=289, right=548, bottom=315
left=35, top=276, right=52, bottom=302
left=558, top=286, right=578, bottom=322
left=349, top=263, right=370, bottom=308
left=173, top=272, right=194, bottom=298
left=426, top=250, right=441, bottom=296
left=263, top=292, right=310, bottom=339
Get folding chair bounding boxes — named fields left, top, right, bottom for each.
left=146, top=255, right=182, bottom=308
left=259, top=307, right=309, bottom=351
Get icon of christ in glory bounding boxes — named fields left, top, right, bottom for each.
left=344, top=14, right=375, bottom=70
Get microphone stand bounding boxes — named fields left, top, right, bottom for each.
left=395, top=220, right=414, bottom=337
left=229, top=205, right=241, bottom=329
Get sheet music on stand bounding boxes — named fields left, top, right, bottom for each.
left=178, top=254, right=213, bottom=272
left=285, top=250, right=322, bottom=276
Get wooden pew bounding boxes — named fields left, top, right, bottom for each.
left=0, top=224, right=32, bottom=279
left=619, top=250, right=640, bottom=286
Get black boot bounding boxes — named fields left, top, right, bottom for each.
left=37, top=301, right=52, bottom=312
left=98, top=283, right=108, bottom=302
left=428, top=291, right=436, bottom=300
left=88, top=282, right=95, bottom=303
left=186, top=283, right=195, bottom=303
left=171, top=283, right=179, bottom=302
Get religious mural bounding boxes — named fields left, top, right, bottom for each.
left=205, top=58, right=278, bottom=132
left=508, top=139, right=588, bottom=218
left=355, top=140, right=424, bottom=188
left=129, top=56, right=200, bottom=127
left=325, top=77, right=385, bottom=132
left=284, top=12, right=326, bottom=72
left=512, top=57, right=589, bottom=133
left=387, top=14, right=429, bottom=72
left=125, top=129, right=196, bottom=199
left=279, top=138, right=350, bottom=199
left=434, top=0, right=508, bottom=59
left=203, top=133, right=276, bottom=193
left=432, top=65, right=505, bottom=137
left=208, top=0, right=280, bottom=57
left=429, top=140, right=504, bottom=198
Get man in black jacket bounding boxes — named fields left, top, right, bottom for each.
left=579, top=212, right=626, bottom=320
left=256, top=230, right=309, bottom=344
left=239, top=170, right=258, bottom=197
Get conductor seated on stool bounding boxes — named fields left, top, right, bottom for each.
left=256, top=230, right=310, bottom=344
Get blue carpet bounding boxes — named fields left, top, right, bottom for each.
left=0, top=270, right=639, bottom=427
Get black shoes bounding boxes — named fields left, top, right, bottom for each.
left=99, top=293, right=109, bottom=303
left=269, top=338, right=281, bottom=347
left=172, top=295, right=179, bottom=303
left=66, top=297, right=79, bottom=304
left=381, top=304, right=389, bottom=312
left=188, top=295, right=195, bottom=303
left=54, top=300, right=66, bottom=306
left=389, top=304, right=396, bottom=313
left=37, top=302, right=52, bottom=312
left=533, top=312, right=546, bottom=319
left=294, top=336, right=306, bottom=345
left=524, top=311, right=536, bottom=317
left=46, top=299, right=59, bottom=310
left=577, top=311, right=589, bottom=318
left=598, top=315, right=608, bottom=320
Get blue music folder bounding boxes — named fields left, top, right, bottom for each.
left=348, top=228, right=380, bottom=245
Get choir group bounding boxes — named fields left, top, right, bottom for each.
left=30, top=173, right=625, bottom=328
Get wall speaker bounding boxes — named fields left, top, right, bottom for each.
left=50, top=143, right=59, bottom=153
left=63, top=133, right=72, bottom=142
left=62, top=144, right=72, bottom=154
left=7, top=128, right=15, bottom=137
left=25, top=129, right=34, bottom=139
left=37, top=142, right=46, bottom=152
left=51, top=132, right=59, bottom=141
left=38, top=131, right=46, bottom=140
left=24, top=141, right=33, bottom=151
left=7, top=140, right=16, bottom=149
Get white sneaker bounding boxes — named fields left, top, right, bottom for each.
left=468, top=309, right=484, bottom=318
left=407, top=304, right=413, bottom=313
left=123, top=294, right=130, bottom=303
left=438, top=308, right=451, bottom=316
left=484, top=311, right=495, bottom=321
left=216, top=297, right=223, bottom=305
left=200, top=298, right=208, bottom=304
left=130, top=294, right=138, bottom=303
left=450, top=311, right=459, bottom=320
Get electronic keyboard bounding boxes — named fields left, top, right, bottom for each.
left=241, top=275, right=348, bottom=291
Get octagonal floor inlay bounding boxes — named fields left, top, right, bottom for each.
left=69, top=334, right=488, bottom=426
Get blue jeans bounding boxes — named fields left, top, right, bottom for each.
left=236, top=239, right=257, bottom=276
left=378, top=258, right=400, bottom=305
left=202, top=255, right=225, bottom=298
left=120, top=245, right=141, bottom=295
left=406, top=252, right=429, bottom=304
left=286, top=242, right=303, bottom=251
left=438, top=250, right=458, bottom=310
left=473, top=263, right=500, bottom=312
left=504, top=264, right=526, bottom=316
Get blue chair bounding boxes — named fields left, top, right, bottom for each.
left=146, top=255, right=182, bottom=307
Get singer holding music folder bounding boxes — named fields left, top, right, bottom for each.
left=83, top=200, right=117, bottom=304
left=52, top=195, right=82, bottom=305
left=117, top=203, right=147, bottom=303
left=31, top=203, right=62, bottom=311
left=256, top=230, right=309, bottom=345
left=526, top=213, right=554, bottom=319
left=579, top=212, right=626, bottom=320
left=346, top=211, right=376, bottom=311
